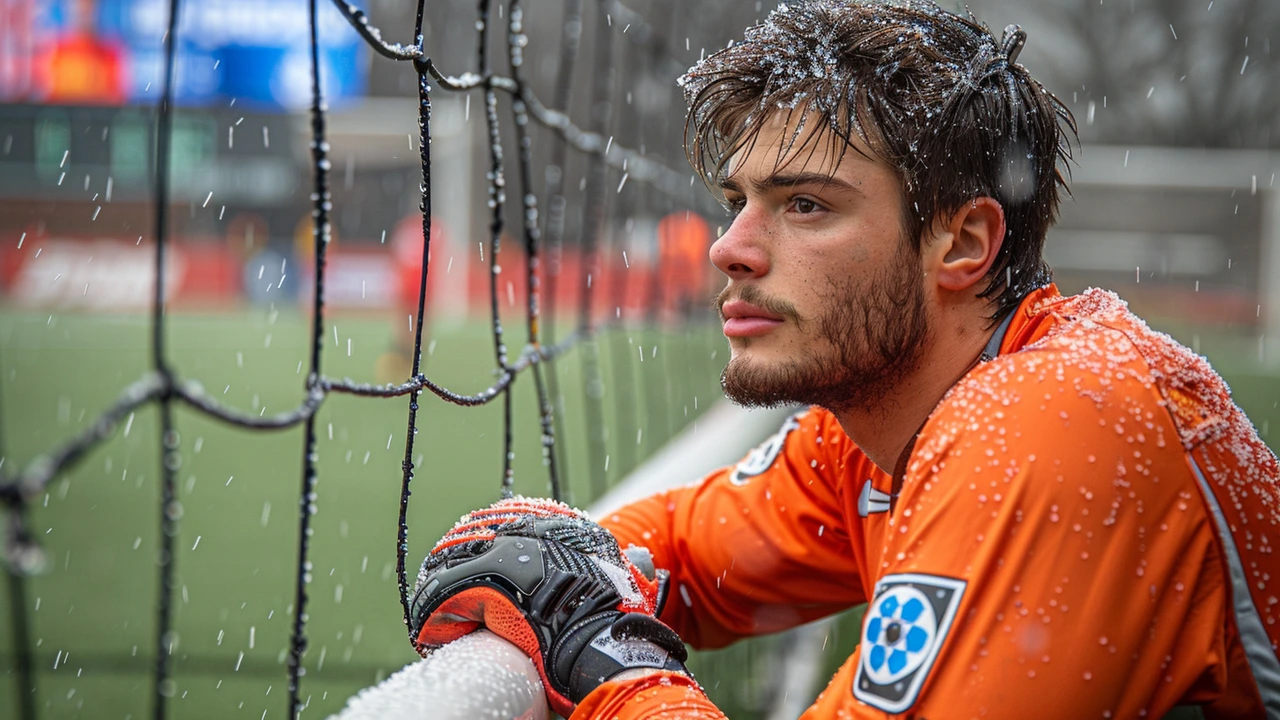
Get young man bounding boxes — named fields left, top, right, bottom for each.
left=411, top=1, right=1280, bottom=717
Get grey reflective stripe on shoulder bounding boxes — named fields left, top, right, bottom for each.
left=1188, top=456, right=1280, bottom=717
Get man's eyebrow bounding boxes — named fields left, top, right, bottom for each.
left=717, top=172, right=862, bottom=196
left=718, top=177, right=745, bottom=194
left=754, top=172, right=862, bottom=196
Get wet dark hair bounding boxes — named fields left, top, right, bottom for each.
left=680, top=0, right=1078, bottom=319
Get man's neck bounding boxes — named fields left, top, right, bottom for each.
left=833, top=314, right=999, bottom=475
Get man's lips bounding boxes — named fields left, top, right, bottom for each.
left=720, top=299, right=785, bottom=338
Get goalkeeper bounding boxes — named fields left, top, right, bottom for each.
left=412, top=1, right=1280, bottom=717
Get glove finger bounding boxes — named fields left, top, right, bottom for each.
left=413, top=586, right=487, bottom=649
left=416, top=586, right=540, bottom=658
left=431, top=497, right=582, bottom=555
left=431, top=528, right=497, bottom=556
left=415, top=584, right=578, bottom=718
left=471, top=498, right=582, bottom=520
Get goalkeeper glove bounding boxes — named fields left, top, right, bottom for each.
left=409, top=497, right=689, bottom=717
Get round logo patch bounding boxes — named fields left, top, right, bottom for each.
left=854, top=573, right=965, bottom=712
left=861, top=585, right=938, bottom=685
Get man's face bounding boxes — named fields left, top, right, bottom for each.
left=712, top=114, right=931, bottom=413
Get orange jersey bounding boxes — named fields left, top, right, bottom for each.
left=576, top=284, right=1280, bottom=719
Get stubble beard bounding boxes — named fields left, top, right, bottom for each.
left=719, top=241, right=931, bottom=414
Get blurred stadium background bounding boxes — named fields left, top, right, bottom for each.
left=1, top=0, right=1278, bottom=718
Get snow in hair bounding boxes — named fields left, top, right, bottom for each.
left=678, top=0, right=1077, bottom=320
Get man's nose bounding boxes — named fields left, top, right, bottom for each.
left=710, top=209, right=770, bottom=281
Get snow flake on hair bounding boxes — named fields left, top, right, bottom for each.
left=678, top=0, right=1016, bottom=148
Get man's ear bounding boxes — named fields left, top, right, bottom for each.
left=929, top=197, right=1005, bottom=293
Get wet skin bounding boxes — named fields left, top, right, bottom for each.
left=713, top=120, right=899, bottom=369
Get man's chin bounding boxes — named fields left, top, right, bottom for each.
left=722, top=387, right=795, bottom=409
left=721, top=358, right=823, bottom=409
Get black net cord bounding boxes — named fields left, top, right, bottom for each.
left=540, top=0, right=583, bottom=501
left=153, top=405, right=181, bottom=719
left=396, top=47, right=433, bottom=633
left=0, top=0, right=717, bottom=713
left=4, top=549, right=36, bottom=720
left=0, top=0, right=702, bottom=509
left=285, top=0, right=335, bottom=714
left=0, top=323, right=36, bottom=720
left=578, top=1, right=616, bottom=500
left=2, top=504, right=37, bottom=720
left=149, top=0, right=182, bottom=715
left=507, top=0, right=561, bottom=501
left=475, top=0, right=518, bottom=499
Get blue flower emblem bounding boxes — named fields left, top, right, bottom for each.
left=854, top=574, right=966, bottom=713
left=861, top=585, right=938, bottom=685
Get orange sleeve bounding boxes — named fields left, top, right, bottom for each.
left=600, top=408, right=869, bottom=649
left=803, top=350, right=1230, bottom=719
left=571, top=672, right=725, bottom=720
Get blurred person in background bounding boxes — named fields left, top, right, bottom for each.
left=45, top=0, right=126, bottom=104
left=376, top=214, right=448, bottom=383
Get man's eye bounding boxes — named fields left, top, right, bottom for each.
left=793, top=198, right=820, bottom=214
left=725, top=198, right=746, bottom=215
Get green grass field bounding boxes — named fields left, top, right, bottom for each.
left=1, top=304, right=1277, bottom=719
left=0, top=306, right=730, bottom=719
